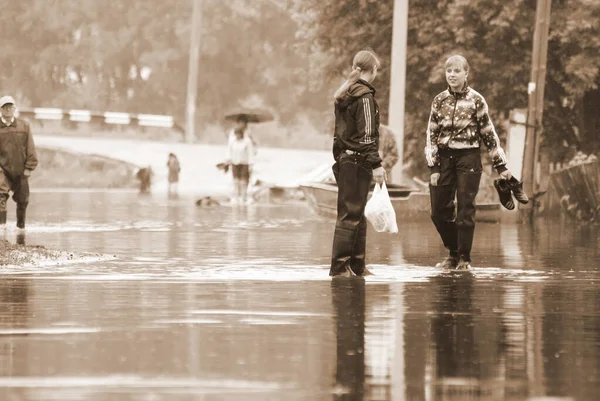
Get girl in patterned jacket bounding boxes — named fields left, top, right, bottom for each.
left=425, top=55, right=515, bottom=270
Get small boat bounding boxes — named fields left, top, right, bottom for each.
left=299, top=181, right=502, bottom=223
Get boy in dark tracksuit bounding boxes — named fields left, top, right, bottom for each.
left=0, top=96, right=38, bottom=230
left=330, top=50, right=386, bottom=277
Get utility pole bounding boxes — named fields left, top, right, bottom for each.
left=185, top=0, right=202, bottom=144
left=520, top=0, right=552, bottom=222
left=388, top=0, right=409, bottom=184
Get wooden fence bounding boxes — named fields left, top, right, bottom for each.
left=546, top=160, right=600, bottom=220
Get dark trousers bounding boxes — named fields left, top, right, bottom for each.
left=330, top=154, right=372, bottom=276
left=0, top=169, right=29, bottom=226
left=429, top=149, right=482, bottom=262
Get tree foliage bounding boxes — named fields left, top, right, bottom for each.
left=0, top=0, right=322, bottom=127
left=1, top=0, right=598, bottom=166
left=293, top=0, right=600, bottom=175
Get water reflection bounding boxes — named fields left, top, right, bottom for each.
left=16, top=232, right=25, bottom=245
left=0, top=278, right=29, bottom=378
left=427, top=272, right=505, bottom=399
left=331, top=278, right=366, bottom=400
left=0, top=192, right=598, bottom=399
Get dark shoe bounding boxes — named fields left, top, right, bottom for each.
left=507, top=176, right=529, bottom=204
left=493, top=178, right=515, bottom=210
left=330, top=265, right=356, bottom=278
left=456, top=258, right=472, bottom=270
left=436, top=256, right=458, bottom=269
left=357, top=266, right=374, bottom=277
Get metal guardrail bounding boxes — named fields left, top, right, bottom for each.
left=15, top=107, right=184, bottom=133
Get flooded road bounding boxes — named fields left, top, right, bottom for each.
left=1, top=191, right=599, bottom=400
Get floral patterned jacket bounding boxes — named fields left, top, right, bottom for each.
left=424, top=86, right=507, bottom=173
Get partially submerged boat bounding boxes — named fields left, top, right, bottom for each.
left=299, top=181, right=502, bottom=223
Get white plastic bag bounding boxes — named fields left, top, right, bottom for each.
left=364, top=182, right=398, bottom=233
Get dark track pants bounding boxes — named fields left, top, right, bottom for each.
left=429, top=149, right=482, bottom=262
left=330, top=154, right=373, bottom=276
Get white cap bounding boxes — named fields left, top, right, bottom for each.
left=0, top=96, right=15, bottom=108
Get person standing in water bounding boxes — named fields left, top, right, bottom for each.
left=330, top=50, right=386, bottom=277
left=0, top=96, right=38, bottom=231
left=228, top=115, right=257, bottom=156
left=425, top=55, right=523, bottom=270
left=166, top=153, right=181, bottom=196
left=226, top=127, right=254, bottom=205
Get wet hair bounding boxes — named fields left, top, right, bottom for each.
left=334, top=50, right=381, bottom=100
left=445, top=55, right=470, bottom=72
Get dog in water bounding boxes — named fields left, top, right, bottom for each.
left=195, top=196, right=221, bottom=207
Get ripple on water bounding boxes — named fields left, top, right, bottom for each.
left=0, top=327, right=102, bottom=335
left=0, top=260, right=552, bottom=283
left=0, top=375, right=289, bottom=392
left=7, top=220, right=172, bottom=234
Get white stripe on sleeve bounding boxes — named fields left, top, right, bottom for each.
left=362, top=98, right=372, bottom=143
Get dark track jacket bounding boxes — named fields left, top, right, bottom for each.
left=0, top=117, right=38, bottom=177
left=332, top=79, right=382, bottom=169
left=425, top=85, right=508, bottom=173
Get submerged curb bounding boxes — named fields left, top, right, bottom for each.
left=0, top=240, right=117, bottom=267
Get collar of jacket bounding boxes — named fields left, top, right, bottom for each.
left=447, top=84, right=470, bottom=98
left=0, top=117, right=16, bottom=127
left=336, top=79, right=377, bottom=108
left=355, top=79, right=376, bottom=96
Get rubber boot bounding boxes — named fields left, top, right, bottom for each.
left=350, top=218, right=373, bottom=276
left=16, top=204, right=26, bottom=229
left=330, top=226, right=357, bottom=277
left=0, top=194, right=7, bottom=228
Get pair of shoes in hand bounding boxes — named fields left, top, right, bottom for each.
left=494, top=176, right=529, bottom=210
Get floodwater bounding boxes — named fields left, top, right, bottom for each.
left=1, top=191, right=599, bottom=401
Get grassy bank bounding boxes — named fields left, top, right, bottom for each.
left=30, top=147, right=138, bottom=189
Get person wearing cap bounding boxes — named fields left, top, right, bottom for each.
left=0, top=96, right=38, bottom=230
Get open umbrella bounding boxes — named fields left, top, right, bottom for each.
left=224, top=107, right=274, bottom=124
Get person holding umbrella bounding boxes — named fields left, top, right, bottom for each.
left=227, top=116, right=257, bottom=154
left=224, top=108, right=273, bottom=155
left=222, top=108, right=273, bottom=205
left=225, top=123, right=255, bottom=205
